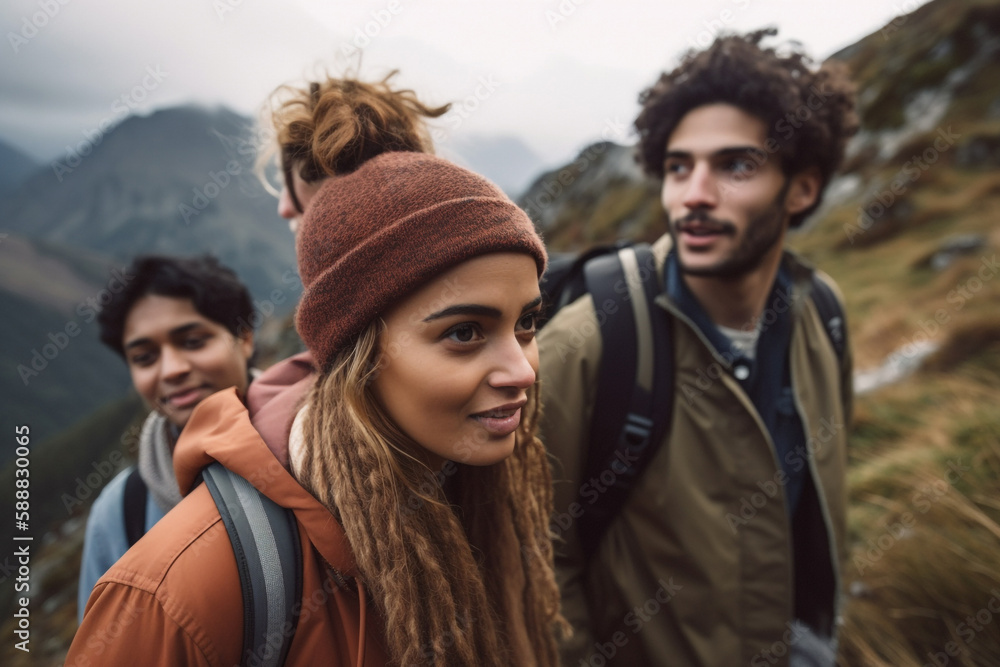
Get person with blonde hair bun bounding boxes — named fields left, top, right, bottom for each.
left=262, top=70, right=449, bottom=232
left=248, top=70, right=449, bottom=452
left=67, top=150, right=566, bottom=666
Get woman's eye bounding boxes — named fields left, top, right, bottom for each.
left=446, top=324, right=480, bottom=344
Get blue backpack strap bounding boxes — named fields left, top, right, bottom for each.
left=577, top=244, right=674, bottom=558
left=808, top=273, right=846, bottom=363
left=123, top=466, right=148, bottom=547
left=202, top=462, right=302, bottom=667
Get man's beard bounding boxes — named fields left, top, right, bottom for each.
left=669, top=184, right=790, bottom=280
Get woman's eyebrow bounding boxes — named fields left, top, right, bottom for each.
left=423, top=304, right=502, bottom=322
left=423, top=295, right=543, bottom=323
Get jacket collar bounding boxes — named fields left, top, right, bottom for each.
left=173, top=387, right=359, bottom=579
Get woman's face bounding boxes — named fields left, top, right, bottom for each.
left=277, top=162, right=325, bottom=234
left=372, top=253, right=542, bottom=468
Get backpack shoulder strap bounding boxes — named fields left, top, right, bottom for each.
left=577, top=244, right=674, bottom=558
left=541, top=241, right=633, bottom=320
left=123, top=466, right=148, bottom=548
left=202, top=462, right=303, bottom=667
left=808, top=273, right=846, bottom=363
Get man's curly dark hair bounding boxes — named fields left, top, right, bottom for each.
left=634, top=28, right=859, bottom=228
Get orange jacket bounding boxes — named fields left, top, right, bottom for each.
left=66, top=387, right=388, bottom=667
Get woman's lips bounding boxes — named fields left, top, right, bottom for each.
left=470, top=406, right=523, bottom=437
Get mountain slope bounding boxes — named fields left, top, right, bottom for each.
left=446, top=133, right=548, bottom=198
left=0, top=233, right=131, bottom=450
left=0, top=105, right=296, bottom=304
left=0, top=140, right=36, bottom=198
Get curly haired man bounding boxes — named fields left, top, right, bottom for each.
left=539, top=29, right=858, bottom=666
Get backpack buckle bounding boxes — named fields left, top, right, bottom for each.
left=622, top=412, right=654, bottom=450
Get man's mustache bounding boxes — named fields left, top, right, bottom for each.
left=672, top=211, right=737, bottom=235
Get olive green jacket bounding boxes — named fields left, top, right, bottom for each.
left=538, top=235, right=852, bottom=666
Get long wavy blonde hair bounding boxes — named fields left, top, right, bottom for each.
left=293, top=320, right=566, bottom=666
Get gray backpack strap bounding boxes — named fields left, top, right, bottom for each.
left=202, top=462, right=302, bottom=667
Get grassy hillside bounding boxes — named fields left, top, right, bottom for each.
left=791, top=0, right=1000, bottom=662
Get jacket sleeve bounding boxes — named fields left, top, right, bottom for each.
left=537, top=294, right=603, bottom=664
left=67, top=582, right=213, bottom=667
left=77, top=470, right=131, bottom=624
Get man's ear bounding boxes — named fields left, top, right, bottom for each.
left=785, top=167, right=822, bottom=215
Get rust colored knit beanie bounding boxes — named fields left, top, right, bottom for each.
left=295, top=151, right=547, bottom=371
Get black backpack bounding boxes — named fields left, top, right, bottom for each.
left=539, top=242, right=846, bottom=558
left=123, top=463, right=302, bottom=667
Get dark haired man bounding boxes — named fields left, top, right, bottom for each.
left=77, top=255, right=255, bottom=622
left=539, top=29, right=858, bottom=666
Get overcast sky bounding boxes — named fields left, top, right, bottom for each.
left=1, top=0, right=931, bottom=171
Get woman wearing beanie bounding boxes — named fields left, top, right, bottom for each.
left=67, top=152, right=566, bottom=667
left=248, top=70, right=447, bottom=460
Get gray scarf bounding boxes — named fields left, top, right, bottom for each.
left=137, top=412, right=183, bottom=512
